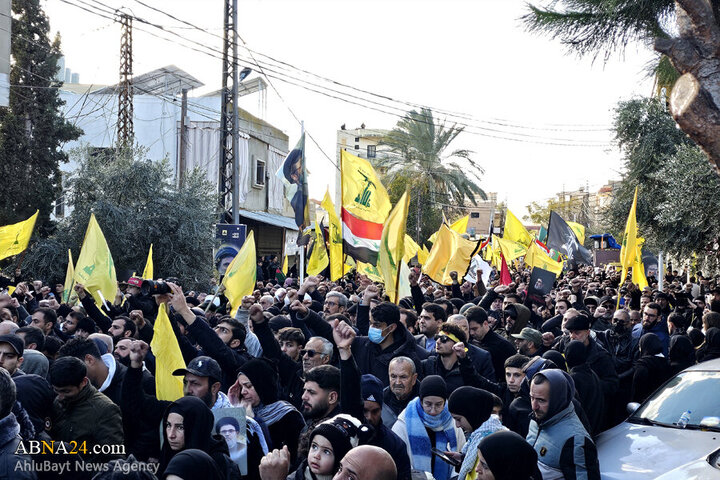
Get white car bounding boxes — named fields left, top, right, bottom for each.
left=596, top=358, right=720, bottom=479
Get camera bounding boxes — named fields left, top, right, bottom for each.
left=141, top=280, right=171, bottom=296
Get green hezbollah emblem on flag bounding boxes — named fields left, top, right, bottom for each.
left=354, top=171, right=375, bottom=208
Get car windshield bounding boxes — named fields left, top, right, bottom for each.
left=631, top=371, right=720, bottom=428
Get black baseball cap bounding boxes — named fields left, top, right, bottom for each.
left=0, top=334, right=24, bottom=355
left=173, top=356, right=222, bottom=383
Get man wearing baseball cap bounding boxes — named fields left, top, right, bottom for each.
left=511, top=327, right=545, bottom=357
left=172, top=355, right=231, bottom=410
left=0, top=334, right=24, bottom=377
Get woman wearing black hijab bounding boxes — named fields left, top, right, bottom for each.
left=164, top=449, right=224, bottom=480
left=632, top=333, right=672, bottom=403
left=565, top=340, right=604, bottom=436
left=159, top=396, right=238, bottom=479
left=476, top=430, right=541, bottom=480
left=697, top=327, right=720, bottom=363
left=669, top=335, right=695, bottom=375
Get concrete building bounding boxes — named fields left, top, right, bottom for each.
left=466, top=192, right=503, bottom=238
left=56, top=65, right=299, bottom=260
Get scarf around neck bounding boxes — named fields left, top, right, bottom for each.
left=458, top=415, right=506, bottom=480
left=253, top=400, right=296, bottom=426
left=404, top=397, right=457, bottom=480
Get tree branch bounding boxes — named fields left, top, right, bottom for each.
left=654, top=37, right=702, bottom=73
left=675, top=0, right=720, bottom=54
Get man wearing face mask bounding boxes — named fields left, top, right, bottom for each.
left=351, top=302, right=423, bottom=386
left=596, top=310, right=635, bottom=377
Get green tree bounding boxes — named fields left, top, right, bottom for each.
left=21, top=147, right=218, bottom=290
left=377, top=108, right=486, bottom=242
left=523, top=0, right=720, bottom=171
left=525, top=196, right=587, bottom=226
left=0, top=0, right=81, bottom=234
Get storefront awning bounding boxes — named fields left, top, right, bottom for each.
left=238, top=209, right=298, bottom=230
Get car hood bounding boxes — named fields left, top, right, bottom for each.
left=596, top=422, right=720, bottom=479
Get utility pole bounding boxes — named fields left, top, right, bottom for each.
left=219, top=0, right=240, bottom=223
left=117, top=13, right=133, bottom=147
left=178, top=88, right=188, bottom=188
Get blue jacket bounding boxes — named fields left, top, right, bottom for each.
left=526, top=370, right=600, bottom=480
left=0, top=414, right=37, bottom=480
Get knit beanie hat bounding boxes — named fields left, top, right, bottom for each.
left=419, top=375, right=447, bottom=400
left=361, top=374, right=384, bottom=406
left=237, top=358, right=279, bottom=405
left=448, top=386, right=494, bottom=431
left=309, top=414, right=361, bottom=471
left=564, top=340, right=588, bottom=369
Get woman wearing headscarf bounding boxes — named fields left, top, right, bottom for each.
left=230, top=358, right=305, bottom=464
left=669, top=335, right=695, bottom=375
left=448, top=386, right=506, bottom=480
left=476, top=430, right=542, bottom=480
left=696, top=327, right=720, bottom=363
left=163, top=449, right=224, bottom=480
left=287, top=414, right=361, bottom=480
left=391, top=375, right=466, bottom=480
left=632, top=333, right=672, bottom=403
left=158, top=396, right=238, bottom=479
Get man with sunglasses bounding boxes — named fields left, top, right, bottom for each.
left=419, top=322, right=484, bottom=395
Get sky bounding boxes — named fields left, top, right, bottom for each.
left=43, top=0, right=657, bottom=220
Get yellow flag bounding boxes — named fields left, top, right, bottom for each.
left=73, top=214, right=117, bottom=307
left=567, top=222, right=586, bottom=245
left=321, top=190, right=344, bottom=281
left=428, top=215, right=470, bottom=243
left=496, top=236, right=528, bottom=262
left=403, top=234, right=420, bottom=264
left=632, top=238, right=648, bottom=289
left=378, top=192, right=410, bottom=303
left=341, top=150, right=391, bottom=224
left=344, top=256, right=356, bottom=275
left=307, top=218, right=329, bottom=276
left=417, top=244, right=430, bottom=265
left=282, top=255, right=289, bottom=275
left=620, top=187, right=639, bottom=281
left=222, top=231, right=256, bottom=316
left=423, top=224, right=480, bottom=285
left=357, top=261, right=384, bottom=283
left=503, top=210, right=532, bottom=247
left=150, top=303, right=185, bottom=401
left=0, top=210, right=38, bottom=261
left=63, top=249, right=75, bottom=304
left=142, top=244, right=154, bottom=280
left=524, top=242, right=564, bottom=275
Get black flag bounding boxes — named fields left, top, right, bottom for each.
left=547, top=211, right=592, bottom=266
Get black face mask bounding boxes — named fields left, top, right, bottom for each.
left=613, top=323, right=628, bottom=334
left=116, top=355, right=132, bottom=367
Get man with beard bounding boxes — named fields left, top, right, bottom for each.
left=108, top=316, right=137, bottom=344
left=466, top=306, right=515, bottom=383
left=635, top=302, right=670, bottom=356
left=297, top=364, right=341, bottom=459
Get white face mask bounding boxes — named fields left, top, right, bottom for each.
left=284, top=296, right=291, bottom=306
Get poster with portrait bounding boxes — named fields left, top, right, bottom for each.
left=526, top=267, right=556, bottom=306
left=213, top=407, right=247, bottom=474
left=215, top=224, right=247, bottom=275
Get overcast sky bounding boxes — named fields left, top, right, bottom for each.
left=44, top=0, right=656, bottom=220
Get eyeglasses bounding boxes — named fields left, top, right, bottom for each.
left=300, top=349, right=326, bottom=358
left=437, top=335, right=452, bottom=344
left=643, top=312, right=658, bottom=318
left=324, top=301, right=339, bottom=307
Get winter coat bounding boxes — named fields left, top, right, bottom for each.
left=0, top=413, right=37, bottom=480
left=351, top=327, right=424, bottom=386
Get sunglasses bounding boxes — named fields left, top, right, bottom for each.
left=437, top=335, right=453, bottom=344
left=300, top=349, right=325, bottom=358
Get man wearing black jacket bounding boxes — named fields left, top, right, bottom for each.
left=466, top=306, right=516, bottom=383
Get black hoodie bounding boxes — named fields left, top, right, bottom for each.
left=631, top=334, right=672, bottom=403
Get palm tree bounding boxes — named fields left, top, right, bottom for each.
left=377, top=108, right=486, bottom=242
left=522, top=0, right=720, bottom=171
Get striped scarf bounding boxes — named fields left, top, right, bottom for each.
left=404, top=397, right=458, bottom=480
left=458, top=415, right=506, bottom=480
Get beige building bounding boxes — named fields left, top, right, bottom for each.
left=466, top=193, right=503, bottom=239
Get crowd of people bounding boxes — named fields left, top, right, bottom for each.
left=0, top=261, right=718, bottom=480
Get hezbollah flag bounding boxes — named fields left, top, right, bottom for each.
left=63, top=250, right=75, bottom=304
left=378, top=192, right=410, bottom=304
left=321, top=190, right=343, bottom=281
left=307, top=217, right=330, bottom=276
left=73, top=214, right=117, bottom=307
left=357, top=261, right=383, bottom=283
left=151, top=303, right=185, bottom=401
left=282, top=255, right=289, bottom=275
left=496, top=236, right=528, bottom=262
left=142, top=244, right=154, bottom=280
left=632, top=238, right=649, bottom=289
left=503, top=209, right=532, bottom=247
left=567, top=222, right=586, bottom=245
left=277, top=133, right=310, bottom=227
left=0, top=210, right=38, bottom=261
left=428, top=215, right=469, bottom=243
left=547, top=211, right=592, bottom=265
left=525, top=241, right=564, bottom=275
left=620, top=187, right=639, bottom=281
left=417, top=244, right=430, bottom=266
left=403, top=234, right=420, bottom=264
left=423, top=224, right=481, bottom=285
left=222, top=231, right=256, bottom=316
left=341, top=150, right=391, bottom=264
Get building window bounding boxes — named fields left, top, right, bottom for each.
left=355, top=137, right=360, bottom=142
left=253, top=156, right=266, bottom=188
left=355, top=144, right=359, bottom=150
left=470, top=212, right=480, bottom=218
left=54, top=196, right=65, bottom=218
left=367, top=145, right=376, bottom=158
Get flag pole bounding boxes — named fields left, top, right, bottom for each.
left=340, top=148, right=345, bottom=274
left=300, top=121, right=306, bottom=283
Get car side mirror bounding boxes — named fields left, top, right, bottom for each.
left=626, top=402, right=641, bottom=415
